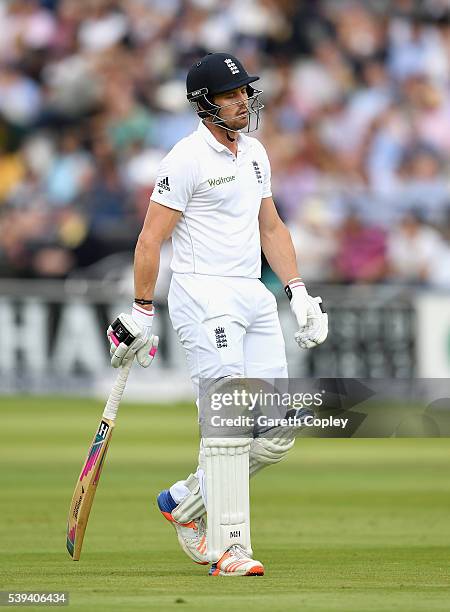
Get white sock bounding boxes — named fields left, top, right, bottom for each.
left=169, top=481, right=190, bottom=504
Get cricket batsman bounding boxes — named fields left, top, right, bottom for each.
left=108, top=52, right=328, bottom=576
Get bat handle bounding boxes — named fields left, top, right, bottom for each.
left=102, top=358, right=133, bottom=421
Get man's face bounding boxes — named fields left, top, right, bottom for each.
left=213, top=86, right=249, bottom=130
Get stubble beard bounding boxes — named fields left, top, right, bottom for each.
left=221, top=112, right=249, bottom=132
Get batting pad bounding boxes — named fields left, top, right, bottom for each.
left=203, top=437, right=252, bottom=563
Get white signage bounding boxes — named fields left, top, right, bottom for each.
left=416, top=293, right=450, bottom=377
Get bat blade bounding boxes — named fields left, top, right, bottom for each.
left=66, top=418, right=114, bottom=560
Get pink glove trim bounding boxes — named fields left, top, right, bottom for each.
left=108, top=331, right=119, bottom=347
left=149, top=345, right=158, bottom=357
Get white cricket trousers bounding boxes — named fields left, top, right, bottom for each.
left=168, top=273, right=288, bottom=397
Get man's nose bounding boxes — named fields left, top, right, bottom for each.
left=237, top=93, right=248, bottom=106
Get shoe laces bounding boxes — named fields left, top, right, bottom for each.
left=183, top=515, right=206, bottom=541
left=193, top=515, right=206, bottom=533
left=227, top=544, right=248, bottom=559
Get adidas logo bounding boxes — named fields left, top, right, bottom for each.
left=157, top=176, right=170, bottom=193
left=224, top=58, right=239, bottom=75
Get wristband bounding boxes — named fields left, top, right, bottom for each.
left=284, top=277, right=305, bottom=301
left=134, top=298, right=153, bottom=306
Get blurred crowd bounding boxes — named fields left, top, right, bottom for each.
left=0, top=0, right=449, bottom=288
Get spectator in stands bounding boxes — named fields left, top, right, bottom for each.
left=335, top=212, right=387, bottom=283
left=387, top=212, right=450, bottom=285
left=394, top=142, right=450, bottom=224
left=0, top=0, right=448, bottom=284
left=288, top=195, right=338, bottom=282
left=45, top=130, right=92, bottom=206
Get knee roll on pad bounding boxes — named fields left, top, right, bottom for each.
left=249, top=436, right=295, bottom=467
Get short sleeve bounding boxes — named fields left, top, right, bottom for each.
left=257, top=141, right=272, bottom=199
left=150, top=145, right=198, bottom=212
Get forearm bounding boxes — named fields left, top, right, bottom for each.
left=134, top=234, right=162, bottom=307
left=261, top=222, right=301, bottom=286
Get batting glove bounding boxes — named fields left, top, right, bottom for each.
left=285, top=278, right=328, bottom=349
left=107, top=304, right=158, bottom=368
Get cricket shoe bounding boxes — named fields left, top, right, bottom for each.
left=209, top=544, right=264, bottom=576
left=157, top=489, right=208, bottom=565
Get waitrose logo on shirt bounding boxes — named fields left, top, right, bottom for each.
left=207, top=175, right=236, bottom=187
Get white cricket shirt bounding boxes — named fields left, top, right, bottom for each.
left=150, top=121, right=272, bottom=278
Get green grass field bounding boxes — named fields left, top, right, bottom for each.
left=1, top=396, right=450, bottom=611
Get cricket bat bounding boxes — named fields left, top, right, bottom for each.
left=66, top=358, right=133, bottom=560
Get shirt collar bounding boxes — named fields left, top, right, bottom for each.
left=197, top=120, right=243, bottom=154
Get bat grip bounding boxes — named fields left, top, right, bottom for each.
left=102, top=358, right=133, bottom=421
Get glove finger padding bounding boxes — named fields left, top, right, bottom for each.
left=110, top=336, right=144, bottom=368
left=295, top=296, right=328, bottom=349
left=107, top=314, right=145, bottom=368
left=136, top=335, right=159, bottom=367
left=295, top=333, right=319, bottom=349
